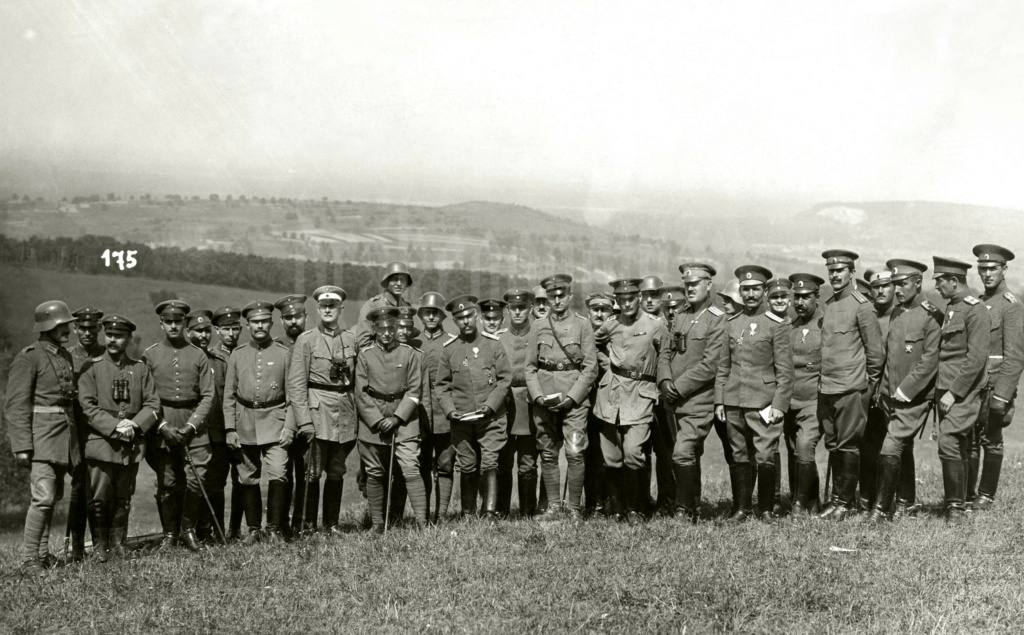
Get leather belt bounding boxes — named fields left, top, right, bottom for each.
left=307, top=381, right=353, bottom=393
left=33, top=405, right=67, bottom=414
left=511, top=379, right=527, bottom=388
left=364, top=386, right=406, bottom=402
left=236, top=396, right=286, bottom=410
left=610, top=364, right=656, bottom=383
left=160, top=398, right=200, bottom=409
left=539, top=359, right=580, bottom=372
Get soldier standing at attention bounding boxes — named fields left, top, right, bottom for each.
left=67, top=306, right=105, bottom=561
left=6, top=301, right=80, bottom=574
left=223, top=301, right=293, bottom=542
left=864, top=260, right=941, bottom=522
left=143, top=300, right=215, bottom=552
left=77, top=315, right=160, bottom=561
left=657, top=264, right=726, bottom=523
left=286, top=286, right=356, bottom=535
left=583, top=293, right=614, bottom=516
left=274, top=294, right=309, bottom=535
left=354, top=307, right=425, bottom=531
left=356, top=262, right=413, bottom=348
left=435, top=295, right=512, bottom=520
left=209, top=306, right=244, bottom=540
left=858, top=268, right=896, bottom=514
left=784, top=274, right=825, bottom=514
left=593, top=278, right=671, bottom=525
left=639, top=274, right=673, bottom=513
left=525, top=274, right=599, bottom=520
left=932, top=257, right=990, bottom=523
left=714, top=266, right=793, bottom=522
left=416, top=292, right=455, bottom=521
left=184, top=309, right=223, bottom=543
left=967, top=245, right=1024, bottom=510
left=816, top=250, right=884, bottom=521
left=385, top=305, right=425, bottom=523
left=764, top=278, right=792, bottom=509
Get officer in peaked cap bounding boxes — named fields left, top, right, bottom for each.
left=525, top=273, right=598, bottom=521
left=208, top=305, right=246, bottom=539
left=638, top=273, right=674, bottom=514
left=271, top=294, right=309, bottom=535
left=275, top=295, right=308, bottom=348
left=660, top=286, right=687, bottom=326
left=531, top=285, right=551, bottom=320
left=766, top=278, right=792, bottom=322
left=478, top=299, right=507, bottom=336
left=931, top=256, right=990, bottom=523
left=967, top=244, right=1024, bottom=511
left=142, top=298, right=215, bottom=552
left=816, top=249, right=884, bottom=521
left=581, top=292, right=615, bottom=516
left=186, top=309, right=215, bottom=351
left=356, top=263, right=413, bottom=348
left=784, top=273, right=825, bottom=515
left=415, top=291, right=455, bottom=522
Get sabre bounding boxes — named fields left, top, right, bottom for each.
left=183, top=446, right=226, bottom=545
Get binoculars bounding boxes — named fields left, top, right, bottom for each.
left=111, top=378, right=130, bottom=402
left=330, top=359, right=353, bottom=388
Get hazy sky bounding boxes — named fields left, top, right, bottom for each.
left=2, top=1, right=1023, bottom=211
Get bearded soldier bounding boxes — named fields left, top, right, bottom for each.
left=77, top=315, right=160, bottom=561
left=785, top=274, right=825, bottom=514
left=657, top=263, right=726, bottom=523
left=143, top=300, right=215, bottom=552
left=209, top=306, right=244, bottom=540
left=275, top=294, right=309, bottom=534
left=967, top=244, right=1024, bottom=510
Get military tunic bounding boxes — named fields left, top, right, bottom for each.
left=143, top=339, right=215, bottom=448
left=205, top=344, right=232, bottom=492
left=936, top=289, right=990, bottom=461
left=497, top=325, right=540, bottom=513
left=785, top=308, right=823, bottom=463
left=973, top=282, right=1024, bottom=464
left=356, top=293, right=411, bottom=349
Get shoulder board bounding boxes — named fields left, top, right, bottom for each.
left=964, top=296, right=980, bottom=305
left=766, top=312, right=784, bottom=323
left=273, top=340, right=289, bottom=348
left=1005, top=291, right=1018, bottom=303
left=708, top=306, right=724, bottom=317
left=144, top=342, right=159, bottom=351
left=920, top=300, right=939, bottom=313
left=496, top=328, right=508, bottom=334
left=727, top=312, right=743, bottom=321
left=575, top=312, right=586, bottom=320
left=480, top=331, right=499, bottom=341
left=21, top=344, right=35, bottom=353
left=359, top=344, right=376, bottom=353
left=851, top=290, right=869, bottom=304
left=443, top=335, right=459, bottom=347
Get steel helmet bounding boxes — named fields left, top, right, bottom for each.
left=33, top=300, right=75, bottom=333
left=380, top=262, right=413, bottom=288
left=639, top=275, right=664, bottom=293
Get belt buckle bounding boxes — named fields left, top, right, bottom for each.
left=556, top=362, right=565, bottom=371
left=253, top=400, right=263, bottom=409
left=628, top=370, right=639, bottom=380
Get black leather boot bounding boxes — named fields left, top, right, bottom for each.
left=460, top=471, right=479, bottom=517
left=265, top=481, right=288, bottom=542
left=818, top=453, right=856, bottom=520
left=481, top=469, right=499, bottom=522
left=88, top=502, right=109, bottom=563
left=941, top=459, right=967, bottom=524
left=757, top=463, right=777, bottom=522
left=728, top=464, right=753, bottom=522
left=965, top=454, right=980, bottom=508
left=792, top=461, right=818, bottom=515
left=605, top=467, right=624, bottom=521
left=518, top=473, right=538, bottom=518
left=496, top=467, right=513, bottom=518
left=241, top=485, right=263, bottom=545
left=322, top=479, right=344, bottom=536
left=671, top=464, right=699, bottom=524
left=866, top=455, right=901, bottom=523
left=772, top=450, right=783, bottom=515
left=623, top=468, right=644, bottom=526
left=157, top=493, right=182, bottom=550
left=109, top=498, right=130, bottom=558
left=178, top=490, right=204, bottom=552
left=976, top=453, right=1003, bottom=510
left=303, top=479, right=321, bottom=534
left=228, top=483, right=244, bottom=541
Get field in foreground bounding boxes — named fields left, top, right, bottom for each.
left=2, top=455, right=1024, bottom=635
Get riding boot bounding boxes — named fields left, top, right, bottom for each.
left=518, top=473, right=538, bottom=518
left=623, top=467, right=644, bottom=525
left=178, top=489, right=203, bottom=552
left=87, top=501, right=109, bottom=563
left=965, top=454, right=980, bottom=507
left=793, top=461, right=818, bottom=515
left=941, top=458, right=967, bottom=524
left=68, top=469, right=89, bottom=562
left=866, top=455, right=900, bottom=523
left=757, top=463, right=777, bottom=521
left=460, top=471, right=479, bottom=517
left=818, top=452, right=855, bottom=520
left=157, top=492, right=182, bottom=550
left=671, top=464, right=699, bottom=523
left=772, top=450, right=783, bottom=515
left=302, top=479, right=321, bottom=533
left=496, top=466, right=514, bottom=518
left=241, top=485, right=263, bottom=545
left=109, top=498, right=130, bottom=558
left=207, top=490, right=226, bottom=543
left=894, top=446, right=917, bottom=517
left=605, top=467, right=624, bottom=520
left=481, top=469, right=499, bottom=522
left=976, top=453, right=1003, bottom=509
left=322, top=479, right=344, bottom=535
left=728, top=464, right=753, bottom=522
left=228, top=482, right=244, bottom=541
left=265, top=481, right=288, bottom=541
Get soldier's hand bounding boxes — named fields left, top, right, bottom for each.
left=770, top=408, right=784, bottom=424
left=479, top=405, right=494, bottom=419
left=659, top=380, right=681, bottom=402
left=116, top=420, right=136, bottom=442
left=939, top=391, right=956, bottom=414
left=714, top=405, right=726, bottom=422
left=14, top=452, right=31, bottom=469
left=555, top=397, right=576, bottom=412
left=990, top=397, right=1009, bottom=419
left=379, top=416, right=400, bottom=435
left=298, top=425, right=315, bottom=443
left=159, top=424, right=182, bottom=446
left=225, top=430, right=242, bottom=451
left=594, top=331, right=611, bottom=346
left=448, top=411, right=464, bottom=422
left=279, top=428, right=295, bottom=448
left=181, top=426, right=196, bottom=446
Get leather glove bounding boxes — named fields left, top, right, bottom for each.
left=939, top=391, right=956, bottom=415
left=279, top=427, right=295, bottom=449
left=159, top=424, right=182, bottom=446
left=659, top=380, right=681, bottom=402
left=14, top=452, right=31, bottom=469
left=298, top=424, right=315, bottom=443
left=225, top=430, right=242, bottom=451
left=990, top=397, right=1009, bottom=419
left=448, top=411, right=464, bottom=422
left=180, top=425, right=196, bottom=446
left=479, top=405, right=494, bottom=419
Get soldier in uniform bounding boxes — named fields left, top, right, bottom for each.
left=657, top=263, right=726, bottom=523
left=143, top=300, right=216, bottom=551
left=714, top=266, right=793, bottom=522
left=223, top=301, right=293, bottom=542
left=435, top=295, right=512, bottom=520
left=6, top=301, right=80, bottom=574
left=593, top=278, right=671, bottom=525
left=785, top=274, right=825, bottom=514
left=531, top=285, right=551, bottom=321
left=639, top=274, right=674, bottom=514
left=660, top=286, right=687, bottom=327
left=354, top=307, right=426, bottom=531
left=286, top=285, right=357, bottom=535
left=858, top=267, right=897, bottom=514
left=932, top=256, right=990, bottom=523
left=183, top=309, right=223, bottom=542
left=209, top=306, right=244, bottom=540
left=640, top=275, right=666, bottom=322
left=766, top=279, right=793, bottom=321
left=416, top=292, right=455, bottom=521
left=968, top=244, right=1024, bottom=510
left=864, top=260, right=941, bottom=522
left=816, top=250, right=884, bottom=520
left=583, top=292, right=615, bottom=515
left=717, top=279, right=744, bottom=317
left=356, top=262, right=413, bottom=348
left=274, top=295, right=309, bottom=535
left=77, top=315, right=160, bottom=560
left=67, top=306, right=105, bottom=561
left=525, top=274, right=599, bottom=520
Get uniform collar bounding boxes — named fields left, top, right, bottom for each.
left=422, top=329, right=445, bottom=340
left=249, top=338, right=274, bottom=350
left=793, top=307, right=823, bottom=326
left=104, top=350, right=127, bottom=366
left=39, top=339, right=61, bottom=354
left=509, top=322, right=531, bottom=336
left=686, top=296, right=712, bottom=314
left=217, top=342, right=235, bottom=356
left=163, top=336, right=190, bottom=349
left=984, top=280, right=1009, bottom=298
left=950, top=287, right=970, bottom=304
left=550, top=309, right=571, bottom=322
left=318, top=323, right=340, bottom=336
left=376, top=339, right=399, bottom=353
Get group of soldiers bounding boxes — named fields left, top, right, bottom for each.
left=7, top=245, right=1021, bottom=574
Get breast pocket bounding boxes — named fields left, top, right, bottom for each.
left=904, top=329, right=924, bottom=353
left=941, top=322, right=965, bottom=341
left=538, top=338, right=556, bottom=361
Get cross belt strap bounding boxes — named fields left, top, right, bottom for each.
left=538, top=359, right=581, bottom=372
left=363, top=386, right=406, bottom=402
left=610, top=364, right=656, bottom=383
left=160, top=398, right=200, bottom=409
left=307, top=381, right=353, bottom=393
left=236, top=396, right=286, bottom=410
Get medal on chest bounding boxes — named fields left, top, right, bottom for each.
left=801, top=328, right=809, bottom=343
left=905, top=344, right=913, bottom=353
left=472, top=346, right=479, bottom=359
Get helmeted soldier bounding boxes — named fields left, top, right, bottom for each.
left=967, top=244, right=1024, bottom=510
left=209, top=306, right=244, bottom=540
left=858, top=267, right=897, bottom=514
left=525, top=274, right=599, bottom=520
left=932, top=256, right=990, bottom=523
left=286, top=285, right=357, bottom=535
left=354, top=307, right=426, bottom=531
left=716, top=279, right=744, bottom=317
left=816, top=250, right=884, bottom=520
left=656, top=263, right=726, bottom=523
left=356, top=262, right=413, bottom=348
left=223, top=301, right=292, bottom=542
left=594, top=278, right=671, bottom=525
left=864, top=260, right=941, bottom=522
left=6, top=301, right=81, bottom=575
left=435, top=295, right=513, bottom=520
left=416, top=291, right=455, bottom=521
left=274, top=294, right=309, bottom=535
left=143, top=300, right=216, bottom=552
left=714, top=265, right=794, bottom=522
left=785, top=273, right=825, bottom=514
left=77, top=315, right=160, bottom=561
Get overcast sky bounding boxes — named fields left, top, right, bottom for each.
left=2, top=1, right=1022, bottom=212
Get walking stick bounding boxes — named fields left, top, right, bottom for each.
left=384, top=432, right=397, bottom=533
left=303, top=431, right=320, bottom=533
left=183, top=447, right=226, bottom=545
